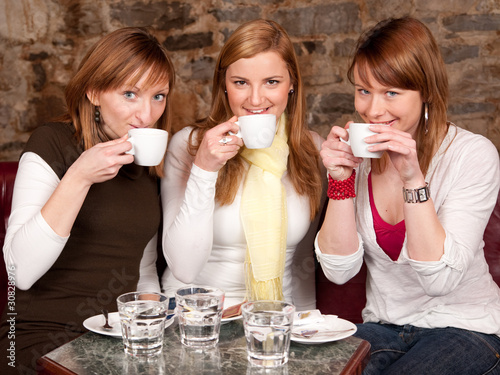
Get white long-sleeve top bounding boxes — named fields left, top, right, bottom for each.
left=161, top=126, right=325, bottom=310
left=316, top=124, right=500, bottom=335
left=3, top=152, right=160, bottom=292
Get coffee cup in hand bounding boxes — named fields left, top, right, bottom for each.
left=348, top=123, right=386, bottom=158
left=230, top=114, right=276, bottom=149
left=126, top=128, right=168, bottom=166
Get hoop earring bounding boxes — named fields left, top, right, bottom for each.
left=94, top=106, right=101, bottom=124
left=424, top=103, right=429, bottom=135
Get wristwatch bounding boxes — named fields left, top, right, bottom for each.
left=402, top=183, right=430, bottom=203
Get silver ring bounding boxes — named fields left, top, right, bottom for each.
left=219, top=136, right=229, bottom=145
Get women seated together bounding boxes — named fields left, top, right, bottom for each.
left=2, top=15, right=499, bottom=375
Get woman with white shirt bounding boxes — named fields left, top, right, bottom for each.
left=316, top=17, right=500, bottom=374
left=0, top=27, right=174, bottom=373
left=161, top=19, right=326, bottom=310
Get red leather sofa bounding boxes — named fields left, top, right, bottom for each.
left=1, top=161, right=18, bottom=314
left=316, top=190, right=500, bottom=323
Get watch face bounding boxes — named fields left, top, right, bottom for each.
left=418, top=188, right=428, bottom=201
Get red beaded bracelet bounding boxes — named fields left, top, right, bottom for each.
left=327, top=170, right=356, bottom=200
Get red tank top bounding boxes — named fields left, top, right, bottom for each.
left=368, top=173, right=406, bottom=261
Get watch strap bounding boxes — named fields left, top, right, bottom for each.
left=402, top=183, right=430, bottom=203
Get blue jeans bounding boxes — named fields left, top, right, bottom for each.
left=354, top=322, right=500, bottom=375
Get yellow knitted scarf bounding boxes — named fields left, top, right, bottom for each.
left=240, top=114, right=288, bottom=301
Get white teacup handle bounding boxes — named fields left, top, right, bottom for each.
left=125, top=136, right=136, bottom=155
left=228, top=121, right=242, bottom=138
left=340, top=128, right=350, bottom=144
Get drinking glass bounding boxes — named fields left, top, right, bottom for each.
left=242, top=300, right=295, bottom=367
left=175, top=286, right=225, bottom=348
left=117, top=291, right=169, bottom=357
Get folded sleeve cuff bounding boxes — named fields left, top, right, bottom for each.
left=314, top=232, right=364, bottom=284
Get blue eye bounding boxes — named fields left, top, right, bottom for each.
left=387, top=91, right=398, bottom=97
left=124, top=91, right=136, bottom=99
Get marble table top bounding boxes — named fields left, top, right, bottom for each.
left=40, top=318, right=369, bottom=375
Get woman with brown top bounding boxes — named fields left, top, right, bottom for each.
left=0, top=27, right=174, bottom=373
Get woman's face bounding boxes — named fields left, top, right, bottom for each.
left=225, top=51, right=293, bottom=120
left=90, top=69, right=170, bottom=139
left=353, top=65, right=423, bottom=138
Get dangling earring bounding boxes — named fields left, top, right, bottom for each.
left=424, top=103, right=429, bottom=135
left=94, top=106, right=101, bottom=124
left=289, top=89, right=294, bottom=95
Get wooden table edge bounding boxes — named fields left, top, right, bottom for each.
left=339, top=339, right=371, bottom=375
left=37, top=356, right=77, bottom=375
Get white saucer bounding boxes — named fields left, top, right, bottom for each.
left=221, top=315, right=243, bottom=324
left=291, top=315, right=357, bottom=344
left=83, top=312, right=175, bottom=338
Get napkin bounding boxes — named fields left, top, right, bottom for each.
left=292, top=314, right=339, bottom=335
left=222, top=300, right=246, bottom=319
left=293, top=309, right=325, bottom=326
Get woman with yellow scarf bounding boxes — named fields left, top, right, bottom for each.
left=160, top=19, right=326, bottom=310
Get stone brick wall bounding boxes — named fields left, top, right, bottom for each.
left=1, top=0, right=499, bottom=161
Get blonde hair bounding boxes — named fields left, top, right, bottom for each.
left=190, top=19, right=322, bottom=219
left=348, top=17, right=449, bottom=175
left=61, top=27, right=175, bottom=177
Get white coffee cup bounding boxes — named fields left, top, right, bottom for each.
left=230, top=114, right=276, bottom=149
left=348, top=123, right=385, bottom=158
left=126, top=128, right=168, bottom=166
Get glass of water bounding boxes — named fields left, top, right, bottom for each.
left=117, top=291, right=169, bottom=357
left=175, top=286, right=225, bottom=348
left=242, top=300, right=295, bottom=367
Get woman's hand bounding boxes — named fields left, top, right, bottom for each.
left=320, top=122, right=363, bottom=180
left=66, top=134, right=134, bottom=187
left=194, top=116, right=244, bottom=172
left=364, top=125, right=424, bottom=186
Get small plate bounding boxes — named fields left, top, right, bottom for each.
left=291, top=316, right=357, bottom=345
left=221, top=315, right=243, bottom=324
left=221, top=297, right=244, bottom=324
left=83, top=312, right=175, bottom=338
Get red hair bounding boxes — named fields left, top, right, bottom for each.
left=348, top=17, right=449, bottom=175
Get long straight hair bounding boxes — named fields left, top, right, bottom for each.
left=190, top=19, right=322, bottom=219
left=60, top=27, right=175, bottom=177
left=348, top=17, right=449, bottom=176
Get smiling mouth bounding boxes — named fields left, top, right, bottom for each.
left=246, top=107, right=270, bottom=114
left=370, top=120, right=395, bottom=126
